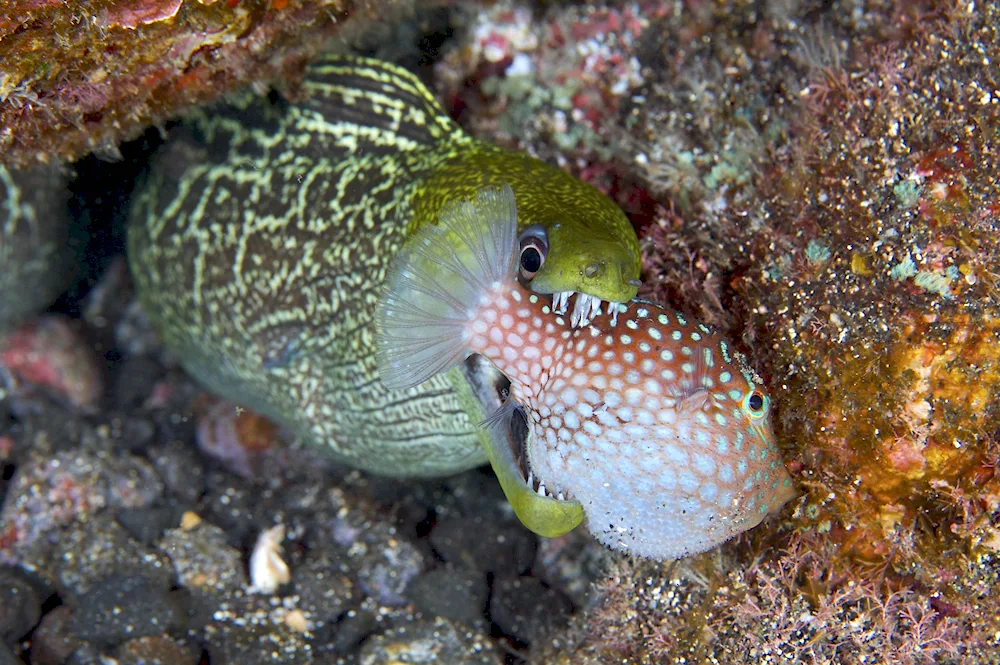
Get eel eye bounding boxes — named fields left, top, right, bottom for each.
left=745, top=391, right=766, bottom=417
left=518, top=226, right=548, bottom=280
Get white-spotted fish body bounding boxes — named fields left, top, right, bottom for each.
left=376, top=184, right=794, bottom=560
left=468, top=288, right=794, bottom=559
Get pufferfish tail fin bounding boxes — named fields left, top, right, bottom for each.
left=375, top=184, right=519, bottom=390
left=300, top=55, right=466, bottom=150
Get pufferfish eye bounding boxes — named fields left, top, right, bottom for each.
left=745, top=391, right=766, bottom=417
left=518, top=225, right=548, bottom=280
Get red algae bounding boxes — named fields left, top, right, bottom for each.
left=98, top=0, right=186, bottom=28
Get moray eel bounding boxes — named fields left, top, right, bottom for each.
left=0, top=164, right=73, bottom=336
left=376, top=185, right=795, bottom=558
left=128, top=55, right=640, bottom=538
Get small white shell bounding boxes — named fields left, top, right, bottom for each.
left=248, top=524, right=291, bottom=594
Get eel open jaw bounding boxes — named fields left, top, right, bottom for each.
left=460, top=356, right=583, bottom=538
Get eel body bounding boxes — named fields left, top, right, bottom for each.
left=128, top=56, right=641, bottom=481
left=0, top=164, right=73, bottom=336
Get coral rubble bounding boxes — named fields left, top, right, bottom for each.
left=0, top=0, right=443, bottom=168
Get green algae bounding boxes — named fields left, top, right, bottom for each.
left=892, top=179, right=923, bottom=209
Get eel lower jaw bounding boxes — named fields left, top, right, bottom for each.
left=510, top=413, right=573, bottom=502
left=460, top=356, right=583, bottom=538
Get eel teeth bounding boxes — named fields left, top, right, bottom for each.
left=525, top=467, right=571, bottom=501
left=554, top=292, right=607, bottom=327
left=570, top=293, right=603, bottom=327
left=552, top=291, right=570, bottom=314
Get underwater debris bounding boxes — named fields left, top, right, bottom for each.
left=805, top=240, right=832, bottom=266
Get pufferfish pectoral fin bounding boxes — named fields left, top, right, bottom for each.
left=374, top=182, right=584, bottom=538
left=479, top=396, right=522, bottom=432
left=677, top=389, right=712, bottom=415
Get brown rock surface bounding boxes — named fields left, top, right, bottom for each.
left=0, top=0, right=440, bottom=167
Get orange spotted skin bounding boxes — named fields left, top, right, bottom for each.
left=464, top=284, right=794, bottom=559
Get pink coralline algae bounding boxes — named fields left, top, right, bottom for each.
left=0, top=316, right=104, bottom=411
left=96, top=0, right=185, bottom=29
left=435, top=1, right=666, bottom=168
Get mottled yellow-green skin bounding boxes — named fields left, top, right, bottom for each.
left=128, top=55, right=640, bottom=481
left=412, top=151, right=640, bottom=301
left=0, top=164, right=73, bottom=336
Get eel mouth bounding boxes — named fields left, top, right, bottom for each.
left=461, top=352, right=574, bottom=503
left=507, top=407, right=573, bottom=502
left=457, top=290, right=616, bottom=504
left=458, top=299, right=586, bottom=538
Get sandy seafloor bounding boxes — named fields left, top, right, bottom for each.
left=2, top=0, right=1000, bottom=664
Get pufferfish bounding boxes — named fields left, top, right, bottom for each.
left=377, top=185, right=795, bottom=559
